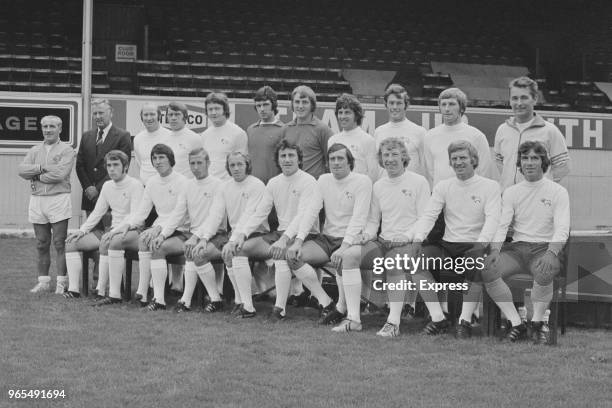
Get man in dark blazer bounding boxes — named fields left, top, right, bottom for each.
left=76, top=98, right=132, bottom=213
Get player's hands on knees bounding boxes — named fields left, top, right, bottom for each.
left=150, top=233, right=166, bottom=251
left=286, top=238, right=304, bottom=262
left=66, top=230, right=85, bottom=244
left=222, top=241, right=239, bottom=264
left=184, top=235, right=199, bottom=259
left=193, top=240, right=208, bottom=260
left=141, top=226, right=161, bottom=249
left=484, top=248, right=500, bottom=270
left=269, top=236, right=289, bottom=260
left=330, top=244, right=349, bottom=270
left=100, top=232, right=113, bottom=247
left=532, top=250, right=559, bottom=278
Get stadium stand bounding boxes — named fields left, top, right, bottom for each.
left=0, top=0, right=611, bottom=111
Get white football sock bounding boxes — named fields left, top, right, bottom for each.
left=226, top=266, right=242, bottom=304
left=180, top=261, right=198, bottom=308
left=485, top=278, right=521, bottom=326
left=335, top=274, right=347, bottom=314
left=107, top=250, right=125, bottom=299
left=65, top=252, right=81, bottom=293
left=294, top=263, right=331, bottom=307
left=343, top=268, right=362, bottom=323
left=196, top=262, right=220, bottom=302
left=150, top=258, right=168, bottom=305
left=531, top=282, right=553, bottom=322
left=96, top=254, right=109, bottom=296
left=136, top=251, right=152, bottom=300
left=274, top=260, right=292, bottom=311
left=233, top=256, right=254, bottom=312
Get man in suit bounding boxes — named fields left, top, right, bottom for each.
left=76, top=98, right=132, bottom=213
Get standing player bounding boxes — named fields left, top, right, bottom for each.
left=229, top=140, right=324, bottom=321
left=201, top=92, right=248, bottom=181
left=281, top=85, right=333, bottom=180
left=246, top=86, right=284, bottom=185
left=374, top=84, right=426, bottom=177
left=146, top=147, right=226, bottom=312
left=133, top=102, right=172, bottom=185
left=483, top=141, right=569, bottom=344
left=424, top=88, right=494, bottom=187
left=18, top=115, right=76, bottom=293
left=64, top=150, right=143, bottom=302
left=76, top=99, right=132, bottom=213
left=164, top=101, right=203, bottom=179
left=494, top=76, right=570, bottom=191
left=287, top=143, right=372, bottom=330
left=328, top=94, right=378, bottom=182
left=107, top=144, right=189, bottom=308
left=359, top=137, right=430, bottom=337
left=412, top=140, right=501, bottom=337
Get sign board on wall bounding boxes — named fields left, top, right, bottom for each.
left=115, top=44, right=137, bottom=62
left=0, top=96, right=80, bottom=150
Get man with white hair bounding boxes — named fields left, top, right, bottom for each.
left=18, top=115, right=76, bottom=293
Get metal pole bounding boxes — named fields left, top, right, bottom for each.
left=144, top=24, right=149, bottom=60
left=82, top=0, right=93, bottom=131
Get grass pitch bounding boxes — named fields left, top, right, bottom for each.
left=1, top=237, right=610, bottom=408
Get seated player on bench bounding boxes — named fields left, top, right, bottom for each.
left=64, top=150, right=143, bottom=302
left=412, top=140, right=500, bottom=337
left=292, top=143, right=373, bottom=331
left=358, top=137, right=430, bottom=337
left=108, top=143, right=190, bottom=308
left=483, top=141, right=569, bottom=344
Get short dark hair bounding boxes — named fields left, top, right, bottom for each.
left=205, top=92, right=231, bottom=118
left=517, top=140, right=550, bottom=173
left=384, top=83, right=410, bottom=107
left=225, top=151, right=252, bottom=176
left=166, top=101, right=188, bottom=122
left=254, top=86, right=278, bottom=115
left=327, top=143, right=355, bottom=171
left=509, top=76, right=539, bottom=99
left=150, top=143, right=175, bottom=167
left=335, top=94, right=363, bottom=126
left=105, top=150, right=130, bottom=172
left=274, top=139, right=303, bottom=171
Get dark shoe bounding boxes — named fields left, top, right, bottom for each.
left=402, top=304, right=415, bottom=319
left=456, top=319, right=473, bottom=339
left=230, top=303, right=244, bottom=315
left=531, top=321, right=550, bottom=345
left=287, top=291, right=309, bottom=307
left=94, top=296, right=122, bottom=307
left=175, top=300, right=191, bottom=313
left=505, top=322, right=528, bottom=342
left=203, top=301, right=223, bottom=313
left=236, top=306, right=256, bottom=319
left=63, top=291, right=80, bottom=299
left=318, top=303, right=345, bottom=325
left=146, top=301, right=166, bottom=311
left=423, top=318, right=451, bottom=335
left=268, top=306, right=286, bottom=322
